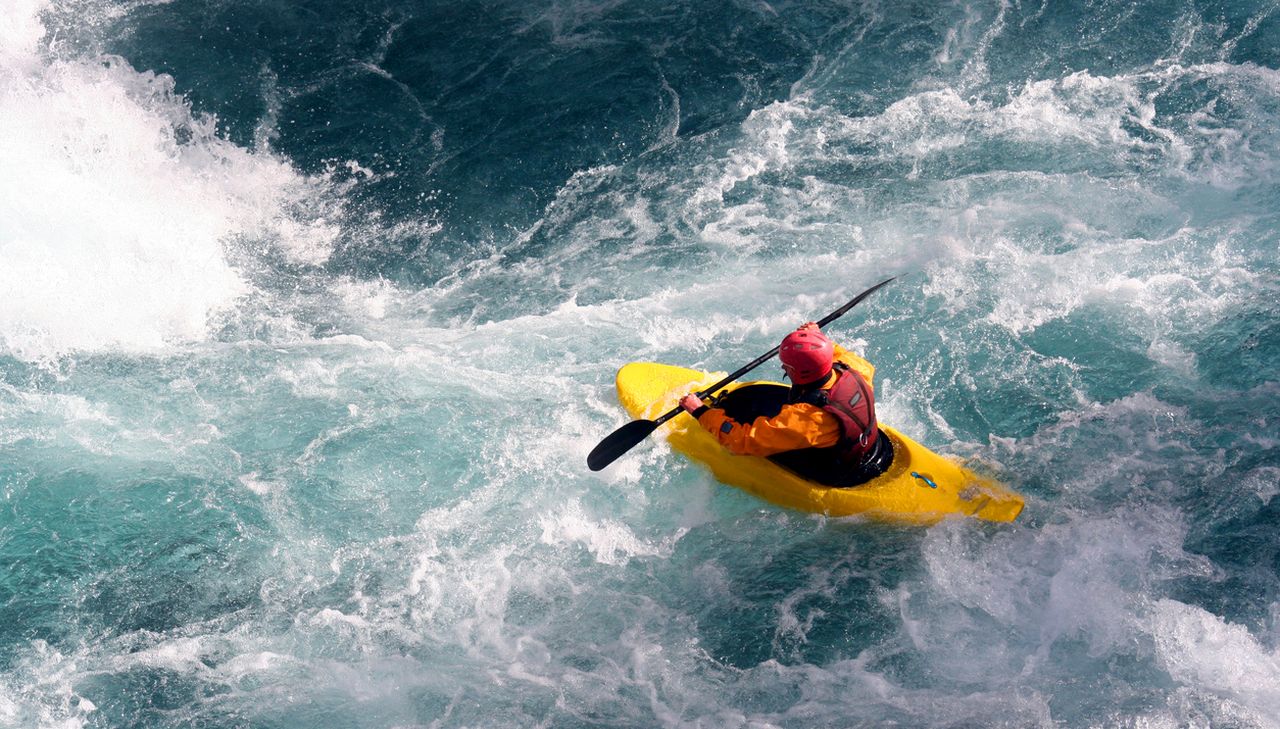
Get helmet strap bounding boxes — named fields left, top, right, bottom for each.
left=789, top=368, right=834, bottom=394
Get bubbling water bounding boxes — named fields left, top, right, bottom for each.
left=0, top=1, right=339, bottom=364
left=3, top=0, right=1280, bottom=727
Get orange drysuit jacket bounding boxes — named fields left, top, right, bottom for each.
left=695, top=344, right=876, bottom=457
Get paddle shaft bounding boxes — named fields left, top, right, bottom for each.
left=655, top=276, right=895, bottom=426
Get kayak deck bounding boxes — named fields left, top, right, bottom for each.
left=615, top=362, right=1024, bottom=524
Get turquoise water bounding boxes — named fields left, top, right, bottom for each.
left=2, top=0, right=1279, bottom=726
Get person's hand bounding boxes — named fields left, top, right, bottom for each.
left=798, top=321, right=820, bottom=332
left=679, top=393, right=704, bottom=413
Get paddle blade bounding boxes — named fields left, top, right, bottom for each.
left=587, top=419, right=659, bottom=471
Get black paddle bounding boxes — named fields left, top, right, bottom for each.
left=586, top=277, right=896, bottom=471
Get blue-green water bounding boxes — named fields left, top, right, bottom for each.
left=2, top=0, right=1279, bottom=726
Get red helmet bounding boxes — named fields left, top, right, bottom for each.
left=779, top=328, right=834, bottom=384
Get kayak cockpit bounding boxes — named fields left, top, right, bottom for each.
left=713, top=383, right=893, bottom=488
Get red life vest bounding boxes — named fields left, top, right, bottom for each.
left=798, top=363, right=878, bottom=461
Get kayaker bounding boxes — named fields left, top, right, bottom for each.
left=677, top=323, right=894, bottom=487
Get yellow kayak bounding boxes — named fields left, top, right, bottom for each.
left=616, top=362, right=1024, bottom=524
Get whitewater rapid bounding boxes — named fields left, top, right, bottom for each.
left=2, top=0, right=1279, bottom=727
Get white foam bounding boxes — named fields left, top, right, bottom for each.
left=0, top=385, right=115, bottom=426
left=1148, top=599, right=1280, bottom=722
left=217, top=651, right=293, bottom=677
left=125, top=636, right=207, bottom=672
left=0, top=640, right=95, bottom=729
left=917, top=500, right=1220, bottom=692
left=239, top=471, right=286, bottom=496
left=0, top=384, right=125, bottom=452
left=1242, top=467, right=1280, bottom=505
left=1147, top=338, right=1198, bottom=376
left=689, top=102, right=798, bottom=212
left=310, top=607, right=372, bottom=631
left=0, top=2, right=338, bottom=363
left=334, top=276, right=401, bottom=321
left=0, top=0, right=46, bottom=67
left=538, top=501, right=680, bottom=566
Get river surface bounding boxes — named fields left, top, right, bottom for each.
left=2, top=0, right=1279, bottom=726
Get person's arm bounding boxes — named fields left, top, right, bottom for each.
left=695, top=402, right=842, bottom=457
